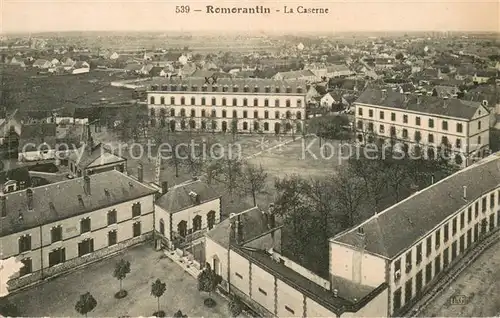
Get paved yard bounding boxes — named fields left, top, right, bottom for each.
left=7, top=244, right=231, bottom=317
left=418, top=238, right=500, bottom=317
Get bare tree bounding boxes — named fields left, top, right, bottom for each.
left=238, top=162, right=268, bottom=206
left=332, top=169, right=365, bottom=227
left=218, top=157, right=243, bottom=199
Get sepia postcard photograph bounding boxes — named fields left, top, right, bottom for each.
left=0, top=0, right=499, bottom=317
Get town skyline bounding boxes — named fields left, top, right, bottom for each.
left=1, top=0, right=498, bottom=34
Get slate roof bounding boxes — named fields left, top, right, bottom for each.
left=148, top=78, right=308, bottom=94
left=234, top=247, right=381, bottom=315
left=155, top=179, right=220, bottom=214
left=69, top=143, right=125, bottom=169
left=0, top=170, right=157, bottom=237
left=432, top=85, right=459, bottom=97
left=332, top=153, right=500, bottom=259
left=355, top=88, right=483, bottom=120
left=275, top=69, right=315, bottom=79
left=207, top=206, right=274, bottom=249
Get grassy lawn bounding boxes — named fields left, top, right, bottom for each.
left=6, top=244, right=231, bottom=317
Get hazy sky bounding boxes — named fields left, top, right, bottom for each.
left=1, top=0, right=499, bottom=34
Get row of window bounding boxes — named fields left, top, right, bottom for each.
left=150, top=84, right=304, bottom=94
left=357, top=107, right=483, bottom=133
left=357, top=121, right=483, bottom=147
left=392, top=210, right=499, bottom=312
left=151, top=108, right=303, bottom=120
left=155, top=118, right=302, bottom=134
left=19, top=224, right=142, bottom=276
left=18, top=204, right=142, bottom=253
left=150, top=96, right=303, bottom=108
left=173, top=212, right=216, bottom=237
left=394, top=190, right=499, bottom=280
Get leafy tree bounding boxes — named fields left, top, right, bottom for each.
left=395, top=52, right=404, bottom=60
left=113, top=259, right=131, bottom=298
left=238, top=162, right=268, bottom=206
left=0, top=298, right=19, bottom=317
left=197, top=263, right=222, bottom=307
left=218, top=157, right=243, bottom=199
left=151, top=279, right=167, bottom=317
left=332, top=169, right=366, bottom=227
left=75, top=292, right=97, bottom=318
left=173, top=310, right=188, bottom=318
left=228, top=297, right=243, bottom=317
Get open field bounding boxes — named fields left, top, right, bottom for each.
left=6, top=244, right=231, bottom=317
left=418, top=237, right=500, bottom=317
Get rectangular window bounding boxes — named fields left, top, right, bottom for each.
left=460, top=212, right=465, bottom=230
left=428, top=118, right=434, bottom=128
left=482, top=197, right=487, bottom=212
left=457, top=123, right=463, bottom=133
left=285, top=306, right=295, bottom=315
left=435, top=255, right=441, bottom=275
left=48, top=248, right=66, bottom=267
left=80, top=217, right=91, bottom=234
left=452, top=241, right=457, bottom=260
left=19, top=235, right=31, bottom=253
left=258, top=288, right=267, bottom=296
left=108, top=230, right=117, bottom=246
left=379, top=111, right=385, bottom=120
left=444, top=224, right=449, bottom=242
left=452, top=218, right=457, bottom=235
left=405, top=278, right=413, bottom=303
left=403, top=115, right=408, bottom=123
left=405, top=250, right=412, bottom=273
left=19, top=258, right=32, bottom=276
left=442, top=121, right=448, bottom=131
left=368, top=109, right=373, bottom=117
left=415, top=117, right=421, bottom=126
left=133, top=222, right=141, bottom=237
left=459, top=235, right=465, bottom=253
left=435, top=229, right=440, bottom=249
left=489, top=214, right=495, bottom=231
left=416, top=243, right=422, bottom=265
left=391, top=112, right=396, bottom=121
left=132, top=202, right=141, bottom=218
left=426, top=236, right=432, bottom=256
left=107, top=209, right=117, bottom=225
left=443, top=247, right=449, bottom=268
left=358, top=108, right=363, bottom=116
left=235, top=272, right=243, bottom=279
left=425, top=263, right=432, bottom=284
left=428, top=134, right=434, bottom=143
left=78, top=238, right=94, bottom=257
left=468, top=207, right=472, bottom=224
left=475, top=202, right=479, bottom=218
left=393, top=288, right=402, bottom=312
left=467, top=229, right=472, bottom=247
left=491, top=193, right=495, bottom=208
left=51, top=226, right=63, bottom=243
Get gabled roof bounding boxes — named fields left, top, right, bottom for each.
left=0, top=171, right=157, bottom=237
left=275, top=69, right=315, bottom=79
left=33, top=59, right=49, bottom=66
left=155, top=179, right=220, bottom=214
left=355, top=88, right=484, bottom=120
left=69, top=143, right=125, bottom=169
left=332, top=153, right=500, bottom=259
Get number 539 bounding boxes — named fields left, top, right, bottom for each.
left=176, top=6, right=190, bottom=13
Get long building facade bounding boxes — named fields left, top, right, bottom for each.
left=330, top=153, right=500, bottom=316
left=354, top=89, right=491, bottom=166
left=0, top=170, right=157, bottom=291
left=146, top=78, right=307, bottom=135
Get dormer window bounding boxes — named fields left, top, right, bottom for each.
left=212, top=85, right=218, bottom=92
left=297, top=87, right=303, bottom=93
left=243, top=85, right=249, bottom=93
left=223, top=85, right=229, bottom=92
left=286, top=86, right=292, bottom=93
left=265, top=86, right=271, bottom=93
left=254, top=86, right=259, bottom=93
left=275, top=87, right=281, bottom=93
left=202, top=84, right=208, bottom=92
left=161, top=85, right=168, bottom=91
left=170, top=85, right=177, bottom=92
left=181, top=85, right=188, bottom=91
left=233, top=85, right=239, bottom=92
left=191, top=85, right=198, bottom=91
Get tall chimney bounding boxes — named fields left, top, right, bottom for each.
left=417, top=93, right=422, bottom=105
left=83, top=175, right=91, bottom=195
left=26, top=188, right=33, bottom=210
left=463, top=185, right=467, bottom=200
left=237, top=216, right=244, bottom=243
left=443, top=96, right=449, bottom=108
left=0, top=191, right=6, bottom=217
left=381, top=89, right=387, bottom=99
left=137, top=163, right=144, bottom=183
left=161, top=181, right=168, bottom=194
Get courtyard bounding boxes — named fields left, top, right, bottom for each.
left=418, top=237, right=500, bottom=317
left=6, top=244, right=232, bottom=317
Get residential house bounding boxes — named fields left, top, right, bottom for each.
left=432, top=85, right=459, bottom=98
left=149, top=66, right=163, bottom=77
left=32, top=59, right=51, bottom=69
left=320, top=92, right=348, bottom=109
left=473, top=70, right=497, bottom=84
left=0, top=167, right=30, bottom=193
left=330, top=153, right=500, bottom=316
left=159, top=64, right=175, bottom=77
left=9, top=57, right=25, bottom=68
left=273, top=70, right=317, bottom=82
left=62, top=58, right=76, bottom=70
left=154, top=178, right=221, bottom=250
left=124, top=63, right=142, bottom=74
left=354, top=88, right=491, bottom=166
left=109, top=52, right=120, bottom=60
left=68, top=141, right=127, bottom=177
left=2, top=171, right=157, bottom=292
left=50, top=58, right=60, bottom=66
left=178, top=63, right=197, bottom=77
left=138, top=64, right=154, bottom=75
left=18, top=123, right=57, bottom=162
left=205, top=206, right=389, bottom=317
left=71, top=61, right=90, bottom=74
